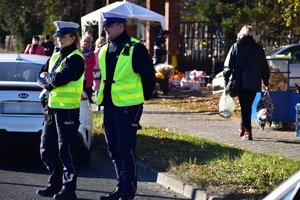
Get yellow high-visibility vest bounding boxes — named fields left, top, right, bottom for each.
left=46, top=49, right=85, bottom=109
left=96, top=38, right=144, bottom=106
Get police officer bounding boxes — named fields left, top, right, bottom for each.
left=153, top=30, right=170, bottom=65
left=36, top=21, right=85, bottom=200
left=153, top=30, right=170, bottom=95
left=97, top=12, right=155, bottom=200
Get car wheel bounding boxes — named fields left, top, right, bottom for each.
left=78, top=142, right=92, bottom=165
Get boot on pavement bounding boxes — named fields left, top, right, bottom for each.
left=100, top=189, right=122, bottom=200
left=53, top=189, right=77, bottom=200
left=239, top=124, right=245, bottom=137
left=242, top=127, right=252, bottom=140
left=119, top=193, right=134, bottom=200
left=36, top=186, right=61, bottom=197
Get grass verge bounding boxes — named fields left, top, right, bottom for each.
left=92, top=113, right=300, bottom=199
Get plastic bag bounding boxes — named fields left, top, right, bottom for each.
left=256, top=91, right=274, bottom=130
left=219, top=90, right=235, bottom=118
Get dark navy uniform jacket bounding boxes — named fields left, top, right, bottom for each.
left=37, top=43, right=85, bottom=92
left=101, top=30, right=156, bottom=106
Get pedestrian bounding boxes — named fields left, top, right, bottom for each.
left=85, top=30, right=95, bottom=50
left=24, top=35, right=46, bottom=55
left=96, top=12, right=155, bottom=200
left=81, top=35, right=95, bottom=103
left=223, top=25, right=270, bottom=140
left=41, top=34, right=55, bottom=56
left=153, top=30, right=170, bottom=95
left=36, top=21, right=85, bottom=200
left=152, top=30, right=170, bottom=65
left=93, top=36, right=106, bottom=111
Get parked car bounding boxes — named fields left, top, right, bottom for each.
left=263, top=170, right=300, bottom=200
left=212, top=44, right=300, bottom=94
left=0, top=54, right=93, bottom=164
left=266, top=43, right=300, bottom=91
left=212, top=71, right=225, bottom=94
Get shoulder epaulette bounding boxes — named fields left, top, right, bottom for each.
left=100, top=41, right=109, bottom=47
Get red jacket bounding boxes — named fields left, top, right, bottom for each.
left=84, top=51, right=96, bottom=88
left=24, top=44, right=46, bottom=56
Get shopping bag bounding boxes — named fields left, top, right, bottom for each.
left=256, top=91, right=274, bottom=130
left=219, top=90, right=235, bottom=118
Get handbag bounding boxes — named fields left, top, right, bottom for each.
left=225, top=43, right=253, bottom=97
left=93, top=69, right=101, bottom=79
left=226, top=79, right=241, bottom=98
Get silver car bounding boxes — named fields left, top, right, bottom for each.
left=265, top=44, right=300, bottom=91
left=0, top=54, right=93, bottom=164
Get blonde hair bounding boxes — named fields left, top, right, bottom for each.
left=80, top=35, right=92, bottom=47
left=95, top=36, right=106, bottom=49
left=69, top=32, right=81, bottom=53
left=237, top=25, right=257, bottom=41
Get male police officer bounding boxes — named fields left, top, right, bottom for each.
left=153, top=30, right=170, bottom=65
left=36, top=21, right=85, bottom=200
left=96, top=13, right=155, bottom=200
left=153, top=30, right=170, bottom=95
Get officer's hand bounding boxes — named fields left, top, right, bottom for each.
left=40, top=72, right=48, bottom=78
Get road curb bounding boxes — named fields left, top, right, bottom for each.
left=99, top=144, right=224, bottom=200
left=136, top=161, right=224, bottom=200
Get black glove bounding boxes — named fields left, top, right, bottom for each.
left=44, top=104, right=53, bottom=124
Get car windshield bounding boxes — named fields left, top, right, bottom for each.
left=0, top=62, right=41, bottom=82
left=266, top=47, right=284, bottom=56
left=265, top=47, right=285, bottom=56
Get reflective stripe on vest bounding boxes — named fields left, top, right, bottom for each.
left=96, top=37, right=144, bottom=107
left=48, top=49, right=85, bottom=109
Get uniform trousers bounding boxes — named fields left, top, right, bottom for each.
left=40, top=108, right=80, bottom=192
left=102, top=104, right=143, bottom=197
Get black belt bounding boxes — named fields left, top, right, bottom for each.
left=103, top=80, right=115, bottom=85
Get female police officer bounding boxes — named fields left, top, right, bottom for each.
left=36, top=21, right=85, bottom=200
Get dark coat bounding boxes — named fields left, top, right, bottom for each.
left=37, top=43, right=85, bottom=92
left=223, top=36, right=270, bottom=92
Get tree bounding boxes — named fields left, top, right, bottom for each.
left=194, top=0, right=286, bottom=53
left=0, top=0, right=106, bottom=51
left=279, top=0, right=300, bottom=27
left=0, top=1, right=44, bottom=52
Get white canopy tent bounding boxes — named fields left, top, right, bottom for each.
left=81, top=1, right=165, bottom=37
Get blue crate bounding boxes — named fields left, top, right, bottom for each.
left=296, top=104, right=300, bottom=137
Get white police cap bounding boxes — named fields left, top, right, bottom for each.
left=53, top=21, right=80, bottom=37
left=102, top=12, right=126, bottom=26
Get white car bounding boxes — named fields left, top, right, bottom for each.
left=212, top=71, right=225, bottom=94
left=0, top=54, right=93, bottom=164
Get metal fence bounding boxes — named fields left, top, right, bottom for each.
left=260, top=36, right=300, bottom=53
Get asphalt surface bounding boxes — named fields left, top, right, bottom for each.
left=0, top=142, right=188, bottom=200
left=91, top=92, right=300, bottom=200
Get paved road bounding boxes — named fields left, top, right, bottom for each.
left=0, top=142, right=188, bottom=200
left=140, top=104, right=300, bottom=161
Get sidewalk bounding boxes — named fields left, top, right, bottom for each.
left=139, top=94, right=300, bottom=200
left=91, top=93, right=300, bottom=200
left=140, top=101, right=300, bottom=161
